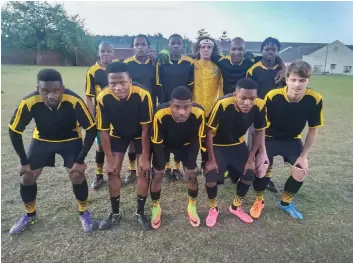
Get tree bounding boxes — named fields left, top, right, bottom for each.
left=219, top=31, right=230, bottom=42
left=1, top=1, right=95, bottom=65
left=196, top=29, right=209, bottom=41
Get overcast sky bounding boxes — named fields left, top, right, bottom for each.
left=62, top=1, right=353, bottom=44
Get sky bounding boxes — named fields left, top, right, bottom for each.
left=62, top=1, right=353, bottom=44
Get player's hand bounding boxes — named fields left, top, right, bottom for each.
left=275, top=68, right=285, bottom=84
left=19, top=164, right=33, bottom=176
left=204, top=160, right=218, bottom=174
left=106, top=157, right=117, bottom=174
left=148, top=53, right=157, bottom=65
left=69, top=163, right=87, bottom=174
left=184, top=167, right=198, bottom=180
left=293, top=156, right=308, bottom=176
left=244, top=158, right=256, bottom=173
left=138, top=155, right=150, bottom=178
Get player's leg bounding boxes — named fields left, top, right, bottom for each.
left=164, top=151, right=174, bottom=181
left=91, top=134, right=105, bottom=190
left=124, top=142, right=137, bottom=185
left=227, top=143, right=255, bottom=224
left=133, top=139, right=151, bottom=230
left=172, top=154, right=183, bottom=181
left=278, top=139, right=305, bottom=220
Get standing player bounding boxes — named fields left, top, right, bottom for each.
left=150, top=86, right=205, bottom=228
left=8, top=69, right=97, bottom=234
left=246, top=37, right=285, bottom=193
left=156, top=34, right=194, bottom=181
left=204, top=78, right=268, bottom=226
left=96, top=62, right=153, bottom=230
left=250, top=60, right=323, bottom=220
left=85, top=42, right=114, bottom=190
left=123, top=34, right=160, bottom=185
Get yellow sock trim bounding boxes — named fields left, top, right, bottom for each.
left=255, top=191, right=265, bottom=201
left=265, top=165, right=273, bottom=178
left=188, top=196, right=197, bottom=205
left=129, top=160, right=136, bottom=171
left=281, top=191, right=294, bottom=204
left=233, top=195, right=244, bottom=207
left=165, top=161, right=171, bottom=170
left=96, top=164, right=103, bottom=175
left=152, top=200, right=160, bottom=207
left=24, top=201, right=36, bottom=214
left=78, top=200, right=88, bottom=212
left=174, top=161, right=180, bottom=170
left=209, top=198, right=217, bottom=209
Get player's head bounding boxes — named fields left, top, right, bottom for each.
left=131, top=34, right=150, bottom=57
left=168, top=34, right=184, bottom=57
left=194, top=36, right=219, bottom=60
left=37, top=69, right=65, bottom=109
left=106, top=62, right=132, bottom=99
left=98, top=42, right=114, bottom=65
left=230, top=37, right=246, bottom=63
left=233, top=78, right=258, bottom=113
left=261, top=37, right=281, bottom=63
left=286, top=60, right=312, bottom=97
left=170, top=86, right=193, bottom=123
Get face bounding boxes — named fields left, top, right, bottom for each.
left=170, top=99, right=192, bottom=123
left=286, top=73, right=310, bottom=98
left=262, top=42, right=278, bottom=62
left=229, top=41, right=245, bottom=62
left=98, top=44, right=114, bottom=65
left=233, top=88, right=257, bottom=113
left=37, top=81, right=65, bottom=109
left=199, top=43, right=213, bottom=59
left=133, top=37, right=149, bottom=57
left=169, top=37, right=184, bottom=56
left=108, top=72, right=132, bottom=99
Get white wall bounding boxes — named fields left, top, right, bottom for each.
left=303, top=41, right=353, bottom=75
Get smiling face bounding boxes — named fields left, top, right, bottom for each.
left=98, top=43, right=114, bottom=65
left=229, top=40, right=245, bottom=63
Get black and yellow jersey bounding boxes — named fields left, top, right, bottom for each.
left=206, top=94, right=268, bottom=146
left=151, top=102, right=205, bottom=150
left=156, top=56, right=194, bottom=103
left=85, top=62, right=109, bottom=99
left=265, top=87, right=324, bottom=139
left=246, top=61, right=282, bottom=99
left=96, top=84, right=153, bottom=140
left=9, top=89, right=95, bottom=142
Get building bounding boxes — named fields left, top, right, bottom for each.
left=303, top=40, right=353, bottom=75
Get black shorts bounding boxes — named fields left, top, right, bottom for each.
left=111, top=136, right=142, bottom=154
left=205, top=142, right=249, bottom=185
left=27, top=139, right=82, bottom=170
left=266, top=137, right=303, bottom=165
left=152, top=144, right=196, bottom=170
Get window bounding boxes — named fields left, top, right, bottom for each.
left=313, top=65, right=322, bottom=73
left=333, top=47, right=339, bottom=52
left=344, top=66, right=352, bottom=73
left=330, top=64, right=336, bottom=69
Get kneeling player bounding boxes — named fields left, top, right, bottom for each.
left=251, top=60, right=323, bottom=220
left=8, top=69, right=97, bottom=234
left=96, top=62, right=152, bottom=230
left=150, top=86, right=205, bottom=229
left=204, top=78, right=268, bottom=226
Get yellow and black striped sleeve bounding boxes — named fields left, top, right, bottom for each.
left=254, top=99, right=268, bottom=130
left=206, top=100, right=222, bottom=130
left=156, top=62, right=162, bottom=87
left=8, top=100, right=32, bottom=134
left=85, top=68, right=95, bottom=97
left=96, top=95, right=110, bottom=131
left=75, top=98, right=96, bottom=130
left=151, top=114, right=163, bottom=144
left=308, top=97, right=324, bottom=128
left=139, top=91, right=153, bottom=125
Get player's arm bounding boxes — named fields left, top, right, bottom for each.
left=139, top=92, right=153, bottom=172
left=205, top=101, right=222, bottom=164
left=151, top=113, right=165, bottom=170
left=75, top=99, right=97, bottom=164
left=187, top=64, right=195, bottom=93
left=155, top=62, right=165, bottom=104
left=249, top=101, right=268, bottom=161
left=8, top=100, right=32, bottom=166
left=210, top=54, right=223, bottom=65
left=85, top=69, right=96, bottom=116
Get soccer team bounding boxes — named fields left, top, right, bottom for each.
left=8, top=34, right=324, bottom=234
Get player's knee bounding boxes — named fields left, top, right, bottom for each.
left=20, top=173, right=36, bottom=186
left=206, top=181, right=217, bottom=188
left=240, top=170, right=255, bottom=184
left=69, top=171, right=85, bottom=184
left=107, top=172, right=120, bottom=181
left=152, top=169, right=164, bottom=184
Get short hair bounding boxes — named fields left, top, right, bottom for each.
left=286, top=60, right=312, bottom=79
left=106, top=61, right=131, bottom=77
left=236, top=78, right=259, bottom=90
left=169, top=34, right=183, bottom=41
left=37, top=69, right=63, bottom=85
left=131, top=34, right=151, bottom=48
left=231, top=37, right=244, bottom=44
left=261, top=37, right=281, bottom=51
left=99, top=41, right=113, bottom=49
left=171, top=86, right=192, bottom=101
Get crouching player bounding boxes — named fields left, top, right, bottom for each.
left=150, top=86, right=205, bottom=229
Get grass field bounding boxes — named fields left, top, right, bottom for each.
left=1, top=65, right=353, bottom=263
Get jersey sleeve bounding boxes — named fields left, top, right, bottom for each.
left=96, top=98, right=111, bottom=131
left=151, top=114, right=164, bottom=144
left=206, top=100, right=223, bottom=131
left=75, top=99, right=96, bottom=130
left=85, top=69, right=95, bottom=97
left=254, top=102, right=268, bottom=130
left=156, top=62, right=162, bottom=87
left=8, top=100, right=32, bottom=134
left=188, top=64, right=195, bottom=87
left=308, top=98, right=324, bottom=128
left=140, top=92, right=153, bottom=124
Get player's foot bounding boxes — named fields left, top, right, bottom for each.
left=151, top=204, right=162, bottom=229
left=9, top=214, right=38, bottom=235
left=187, top=204, right=200, bottom=227
left=172, top=169, right=183, bottom=181
left=79, top=211, right=94, bottom=232
left=278, top=203, right=303, bottom=220
left=165, top=169, right=175, bottom=181
left=134, top=212, right=151, bottom=231
left=250, top=200, right=264, bottom=219
left=229, top=206, right=253, bottom=224
left=91, top=175, right=104, bottom=190
left=206, top=208, right=219, bottom=228
left=266, top=179, right=279, bottom=193
left=124, top=170, right=137, bottom=185
left=99, top=212, right=121, bottom=230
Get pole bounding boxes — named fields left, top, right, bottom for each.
left=323, top=42, right=329, bottom=74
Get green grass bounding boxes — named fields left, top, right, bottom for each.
left=2, top=65, right=353, bottom=263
